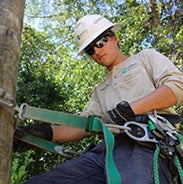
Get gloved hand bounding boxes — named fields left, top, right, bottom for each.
left=103, top=101, right=135, bottom=125
left=13, top=122, right=53, bottom=152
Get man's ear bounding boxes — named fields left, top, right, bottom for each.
left=112, top=35, right=120, bottom=48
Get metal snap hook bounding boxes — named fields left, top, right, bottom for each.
left=0, top=88, right=16, bottom=108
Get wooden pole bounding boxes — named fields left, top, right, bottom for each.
left=0, top=0, right=25, bottom=183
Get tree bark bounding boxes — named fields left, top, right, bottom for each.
left=0, top=1, right=25, bottom=183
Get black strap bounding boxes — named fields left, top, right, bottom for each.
left=132, top=114, right=180, bottom=124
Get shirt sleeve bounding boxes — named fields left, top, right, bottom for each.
left=140, top=49, right=183, bottom=104
left=80, top=88, right=103, bottom=117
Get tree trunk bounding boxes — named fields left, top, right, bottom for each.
left=0, top=1, right=25, bottom=183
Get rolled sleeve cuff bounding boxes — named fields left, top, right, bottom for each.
left=165, top=83, right=183, bottom=104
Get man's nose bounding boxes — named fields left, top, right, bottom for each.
left=93, top=46, right=101, bottom=54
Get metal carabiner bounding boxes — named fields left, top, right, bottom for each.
left=18, top=103, right=28, bottom=120
left=54, top=146, right=79, bottom=158
left=0, top=88, right=16, bottom=108
left=148, top=114, right=177, bottom=140
left=123, top=121, right=158, bottom=143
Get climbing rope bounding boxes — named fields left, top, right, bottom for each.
left=174, top=155, right=183, bottom=183
left=175, top=133, right=183, bottom=183
left=153, top=146, right=160, bottom=184
left=150, top=118, right=183, bottom=184
left=153, top=141, right=183, bottom=184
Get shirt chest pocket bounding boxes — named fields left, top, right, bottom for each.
left=115, top=63, right=156, bottom=101
left=118, top=63, right=142, bottom=87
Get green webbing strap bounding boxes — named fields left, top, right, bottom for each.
left=18, top=135, right=78, bottom=158
left=19, top=105, right=122, bottom=184
left=20, top=135, right=64, bottom=153
left=92, top=117, right=122, bottom=184
left=20, top=105, right=92, bottom=130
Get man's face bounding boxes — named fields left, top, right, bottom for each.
left=84, top=31, right=120, bottom=71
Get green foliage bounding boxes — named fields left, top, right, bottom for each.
left=17, top=25, right=67, bottom=110
left=13, top=24, right=106, bottom=180
left=12, top=0, right=183, bottom=182
left=11, top=152, right=33, bottom=184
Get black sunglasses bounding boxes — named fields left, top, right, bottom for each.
left=85, top=31, right=114, bottom=56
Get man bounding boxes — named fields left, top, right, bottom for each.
left=14, top=14, right=183, bottom=184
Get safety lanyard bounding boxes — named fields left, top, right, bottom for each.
left=0, top=87, right=182, bottom=184
left=18, top=104, right=122, bottom=184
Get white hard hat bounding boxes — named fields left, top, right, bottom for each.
left=75, top=14, right=121, bottom=55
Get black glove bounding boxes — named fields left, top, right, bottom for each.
left=107, top=101, right=135, bottom=125
left=14, top=122, right=53, bottom=140
left=13, top=122, right=53, bottom=152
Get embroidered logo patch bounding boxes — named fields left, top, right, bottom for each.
left=121, top=63, right=138, bottom=74
left=121, top=68, right=127, bottom=74
left=76, top=35, right=80, bottom=40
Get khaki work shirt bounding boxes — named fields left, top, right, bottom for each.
left=81, top=49, right=183, bottom=117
